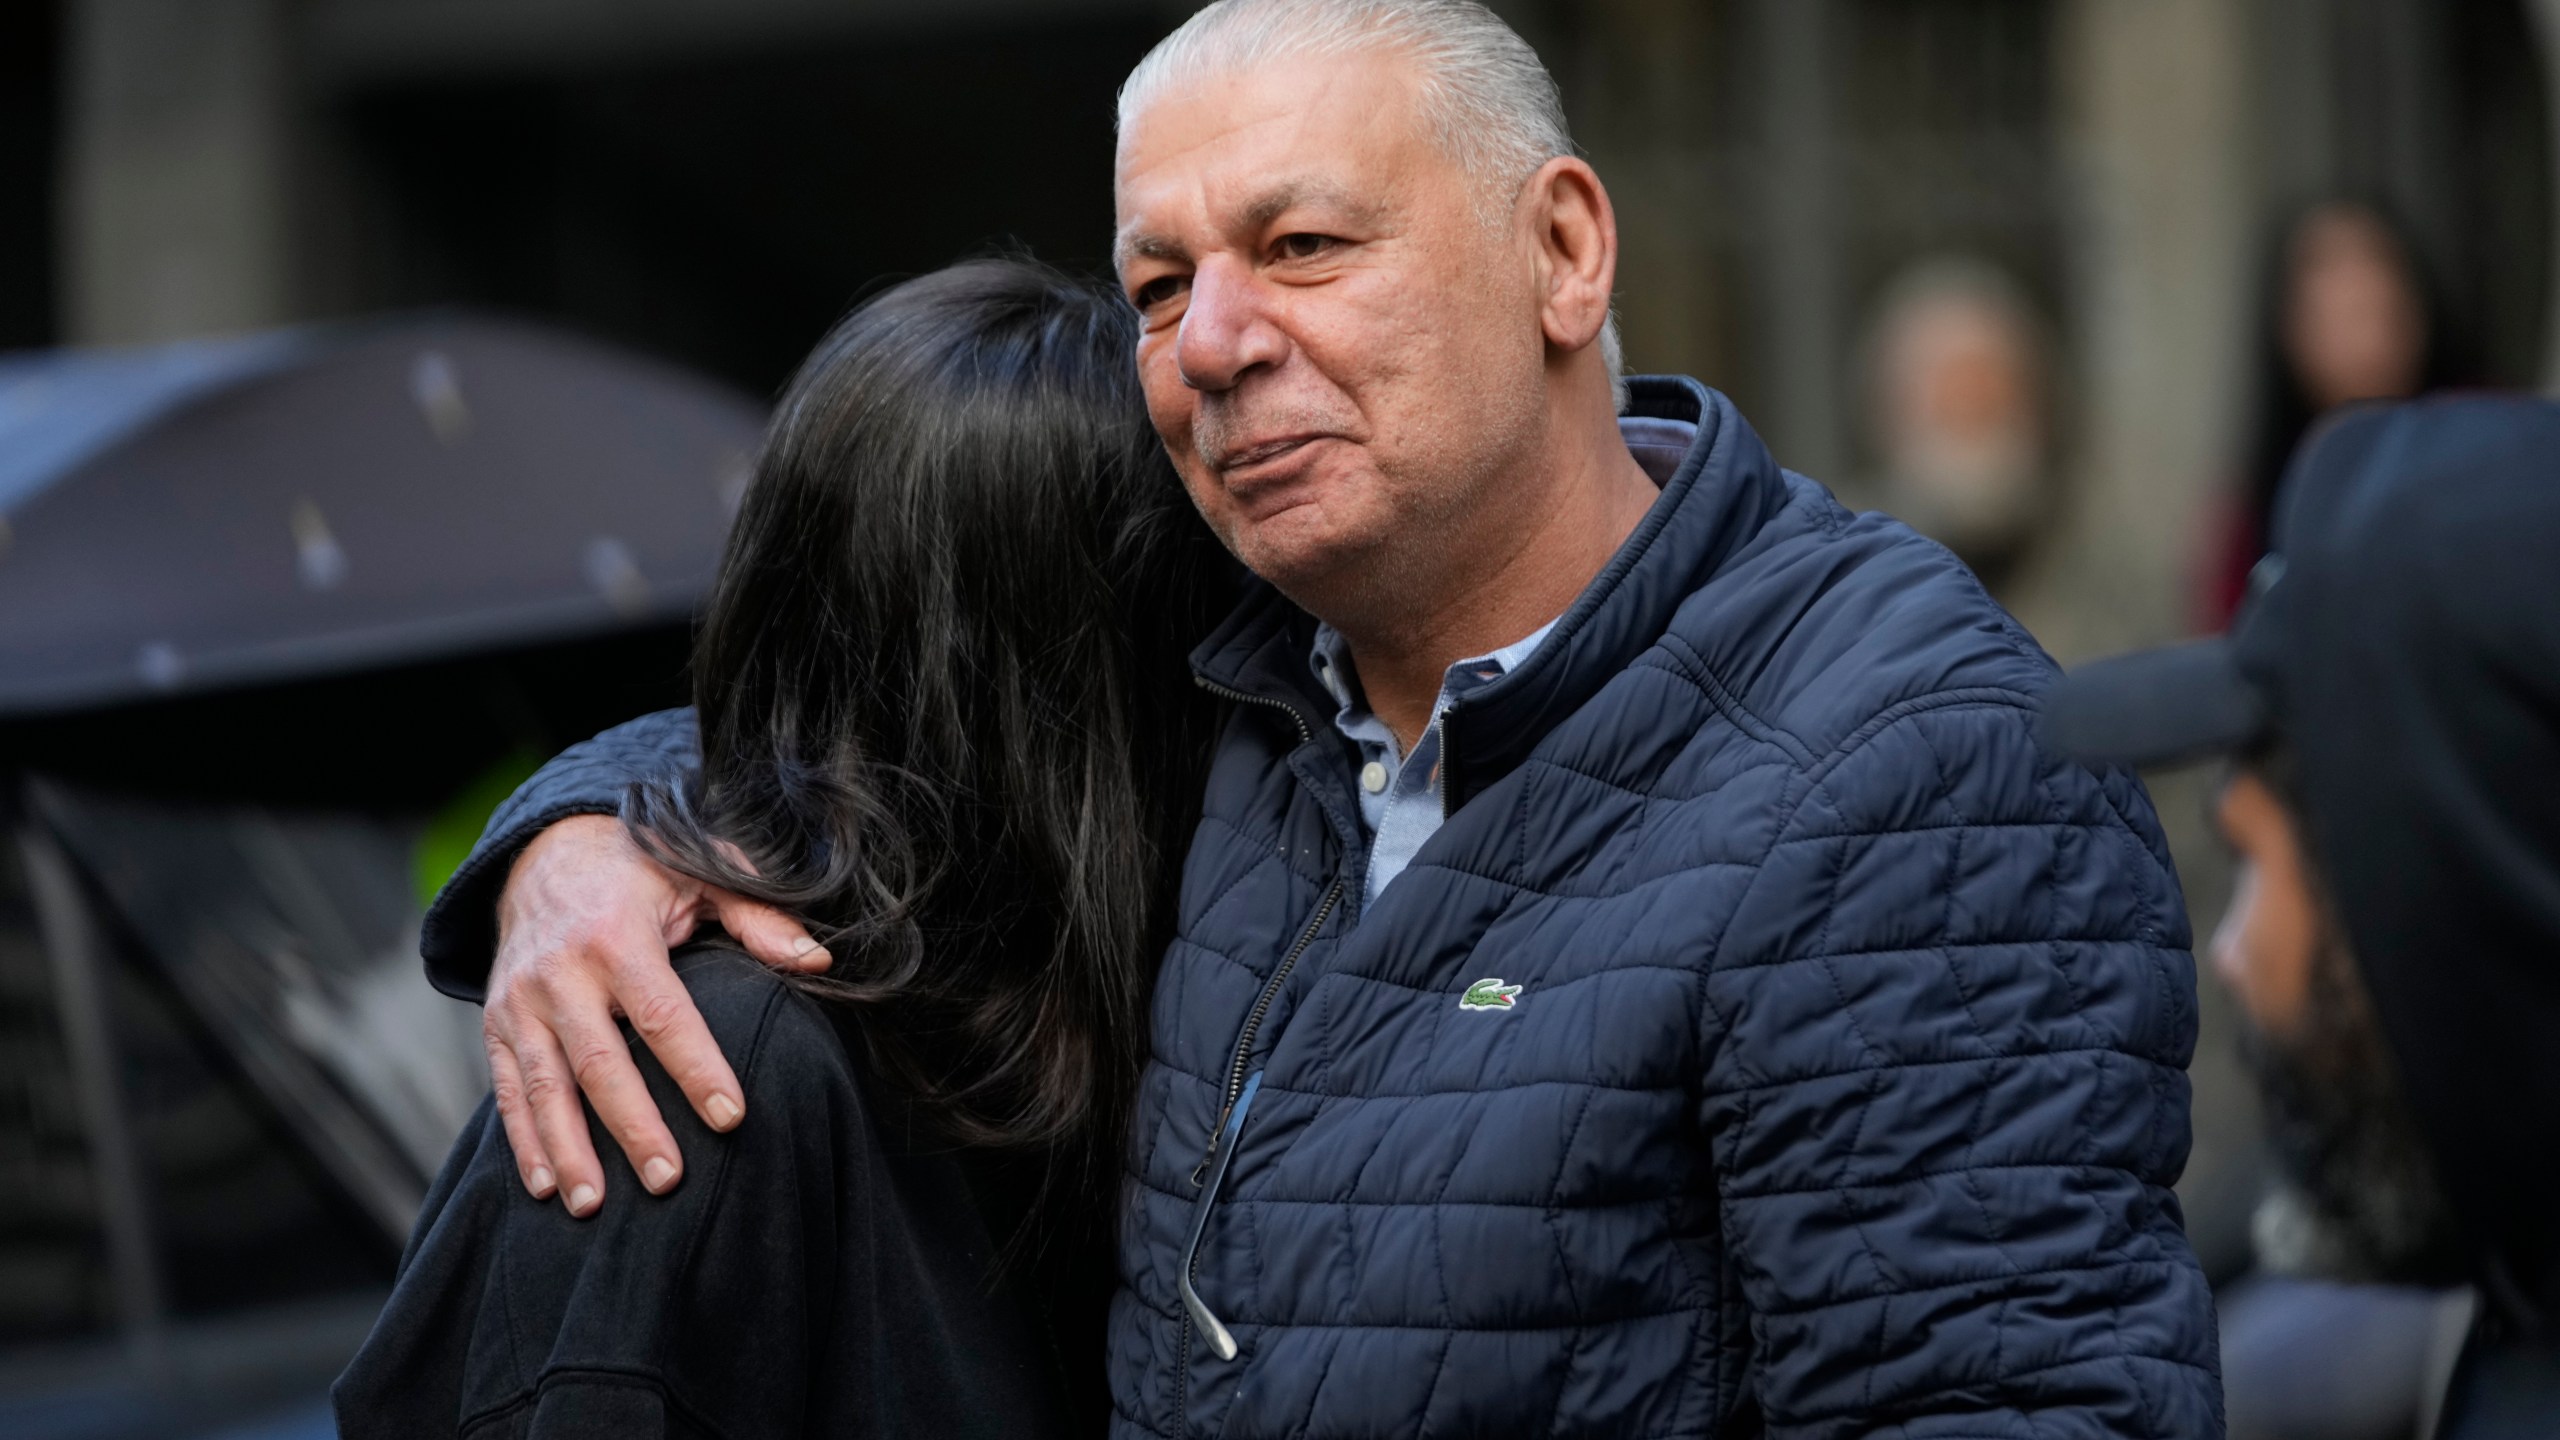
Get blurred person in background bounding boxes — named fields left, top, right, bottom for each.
left=2049, top=396, right=2560, bottom=1440
left=2204, top=201, right=2465, bottom=628
left=334, top=258, right=1234, bottom=1437
left=1856, top=256, right=2056, bottom=582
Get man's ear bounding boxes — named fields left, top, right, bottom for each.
left=1522, top=156, right=1618, bottom=356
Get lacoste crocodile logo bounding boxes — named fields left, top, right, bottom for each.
left=1459, top=977, right=1523, bottom=1012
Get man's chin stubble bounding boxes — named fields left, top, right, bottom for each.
left=1240, top=532, right=1408, bottom=621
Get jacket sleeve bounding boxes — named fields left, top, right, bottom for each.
left=1703, top=694, right=2222, bottom=1438
left=420, top=707, right=702, bottom=1003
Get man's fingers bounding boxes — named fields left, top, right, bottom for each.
left=480, top=813, right=715, bottom=1214
left=483, top=1027, right=556, bottom=1198
left=712, top=891, right=829, bottom=973
left=511, top=1017, right=609, bottom=1217
left=612, top=967, right=745, bottom=1133
left=546, top=996, right=687, bottom=1200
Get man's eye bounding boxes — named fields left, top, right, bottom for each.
left=1132, top=275, right=1187, bottom=309
left=1275, top=233, right=1334, bottom=261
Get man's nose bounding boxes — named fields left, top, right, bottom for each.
left=1176, top=258, right=1287, bottom=392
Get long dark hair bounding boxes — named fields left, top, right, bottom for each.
left=2198, top=200, right=2471, bottom=627
left=2242, top=199, right=2467, bottom=550
left=625, top=258, right=1230, bottom=1225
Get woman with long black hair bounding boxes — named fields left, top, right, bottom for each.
left=2202, top=200, right=2468, bottom=627
left=336, top=258, right=1234, bottom=1438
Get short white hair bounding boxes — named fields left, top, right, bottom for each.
left=1119, top=0, right=1625, bottom=407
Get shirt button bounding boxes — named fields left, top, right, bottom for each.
left=1360, top=761, right=1390, bottom=794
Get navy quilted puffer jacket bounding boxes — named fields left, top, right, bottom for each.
left=427, top=377, right=2219, bottom=1437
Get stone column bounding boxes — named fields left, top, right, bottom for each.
left=2020, top=0, right=2253, bottom=662
left=58, top=0, right=297, bottom=343
left=2034, top=0, right=2264, bottom=1279
left=1744, top=0, right=1844, bottom=480
left=2533, top=0, right=2560, bottom=391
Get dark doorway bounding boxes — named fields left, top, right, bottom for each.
left=335, top=17, right=1164, bottom=398
left=0, top=0, right=62, bottom=351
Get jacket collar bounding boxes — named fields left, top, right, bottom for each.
left=1188, top=377, right=1794, bottom=810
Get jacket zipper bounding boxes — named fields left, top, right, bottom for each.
left=1193, top=673, right=1316, bottom=747
left=1176, top=675, right=1340, bottom=1431
left=1179, top=1069, right=1264, bottom=1362
left=1183, top=672, right=1328, bottom=1175
left=1172, top=874, right=1339, bottom=1432
left=1190, top=876, right=1343, bottom=1181
left=1179, top=876, right=1335, bottom=1422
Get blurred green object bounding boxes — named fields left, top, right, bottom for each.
left=412, top=751, right=544, bottom=910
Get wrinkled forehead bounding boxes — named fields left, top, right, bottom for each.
left=1112, top=50, right=1444, bottom=262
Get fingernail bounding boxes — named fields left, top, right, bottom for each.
left=643, top=1157, right=677, bottom=1192
left=529, top=1166, right=556, bottom=1197
left=567, top=1183, right=599, bottom=1215
left=793, top=937, right=824, bottom=960
left=707, top=1094, right=741, bottom=1129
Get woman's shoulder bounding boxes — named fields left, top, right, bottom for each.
left=340, top=948, right=874, bottom=1436
left=666, top=945, right=857, bottom=1104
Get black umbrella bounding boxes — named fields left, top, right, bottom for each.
left=0, top=318, right=767, bottom=1421
left=0, top=312, right=763, bottom=716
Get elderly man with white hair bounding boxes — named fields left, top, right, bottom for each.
left=393, top=1, right=2221, bottom=1434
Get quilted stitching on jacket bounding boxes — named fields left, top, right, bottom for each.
left=1108, top=381, right=2216, bottom=1439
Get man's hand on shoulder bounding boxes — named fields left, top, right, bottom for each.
left=481, top=814, right=829, bottom=1216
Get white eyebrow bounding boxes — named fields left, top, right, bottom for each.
left=1113, top=178, right=1384, bottom=274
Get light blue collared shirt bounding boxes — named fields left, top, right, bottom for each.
left=1303, top=414, right=1691, bottom=907
left=1309, top=616, right=1559, bottom=907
